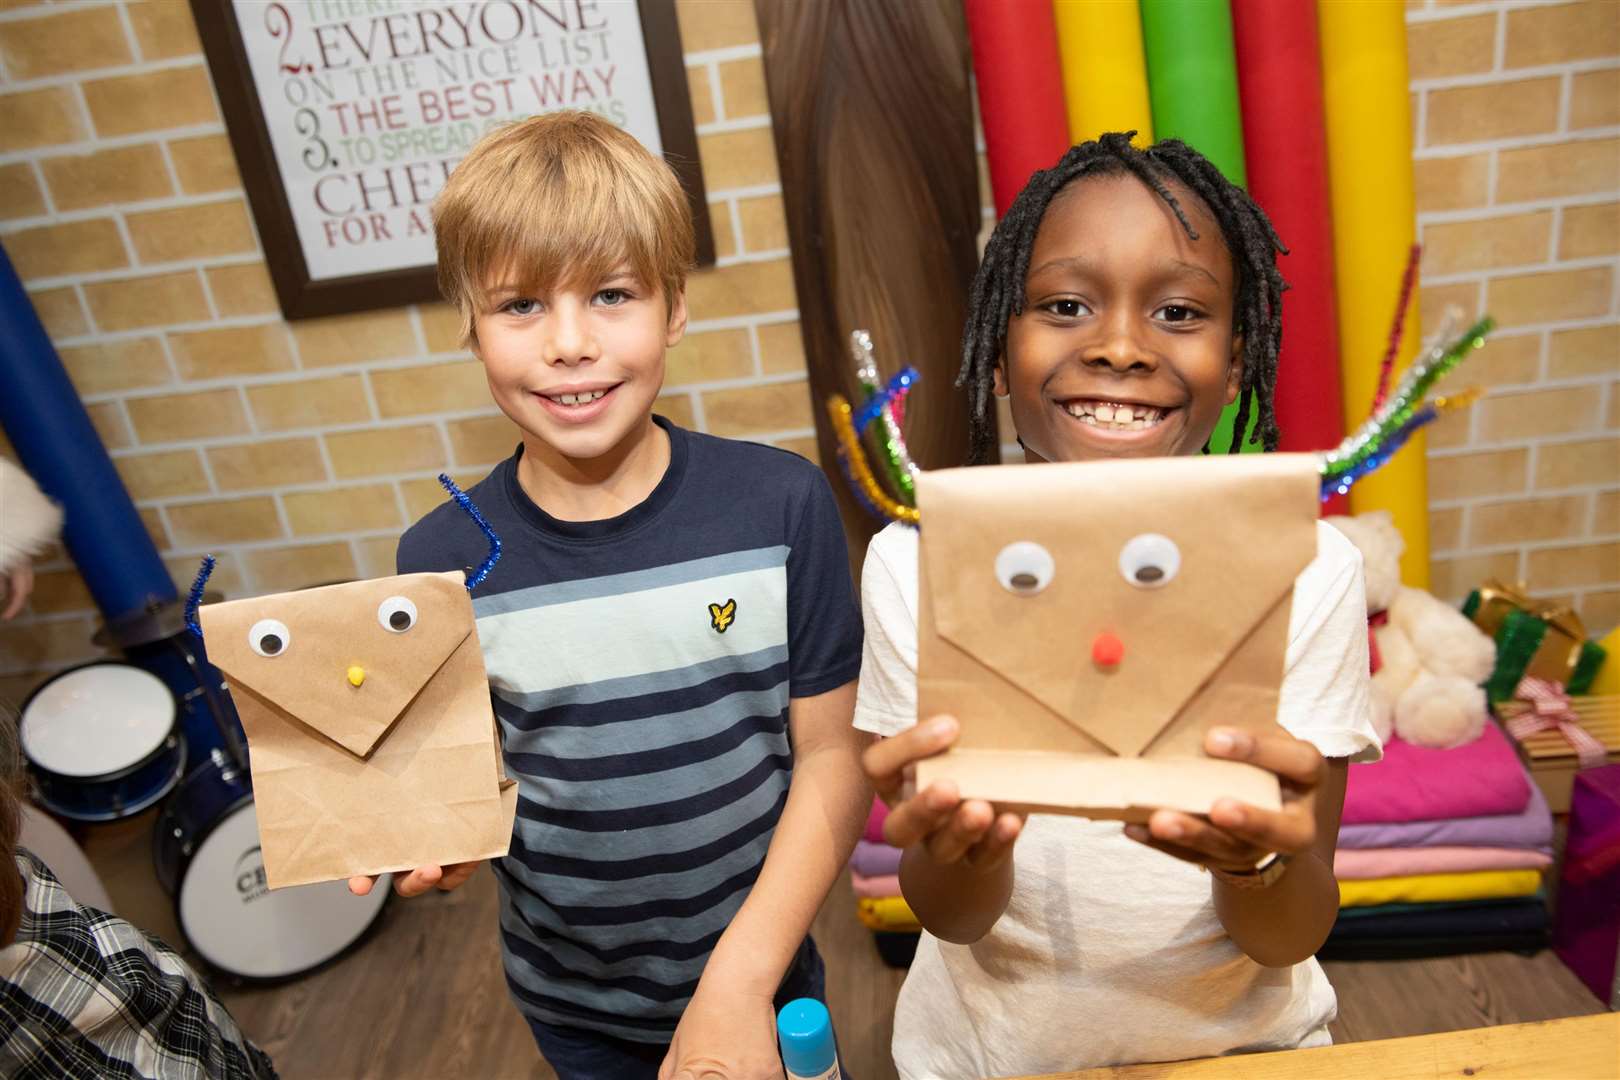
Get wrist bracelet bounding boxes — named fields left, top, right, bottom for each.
left=1210, top=852, right=1290, bottom=890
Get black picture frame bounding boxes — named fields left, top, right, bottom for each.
left=189, top=0, right=714, bottom=321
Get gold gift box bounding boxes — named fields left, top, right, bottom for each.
left=1471, top=579, right=1592, bottom=686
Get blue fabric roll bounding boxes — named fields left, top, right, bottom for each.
left=0, top=244, right=175, bottom=618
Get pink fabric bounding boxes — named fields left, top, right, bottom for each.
left=1334, top=845, right=1552, bottom=880
left=850, top=871, right=903, bottom=899
left=1342, top=722, right=1531, bottom=825
left=864, top=799, right=889, bottom=844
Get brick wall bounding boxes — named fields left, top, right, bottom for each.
left=0, top=0, right=808, bottom=702
left=1409, top=0, right=1619, bottom=632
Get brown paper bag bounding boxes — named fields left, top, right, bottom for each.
left=913, top=453, right=1321, bottom=822
left=199, top=571, right=518, bottom=888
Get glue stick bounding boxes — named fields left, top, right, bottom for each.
left=777, top=998, right=840, bottom=1080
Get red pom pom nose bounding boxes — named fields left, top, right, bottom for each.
left=1092, top=631, right=1125, bottom=668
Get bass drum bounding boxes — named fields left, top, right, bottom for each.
left=154, top=751, right=391, bottom=982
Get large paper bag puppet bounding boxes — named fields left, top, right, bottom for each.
left=194, top=486, right=518, bottom=888
left=913, top=453, right=1321, bottom=822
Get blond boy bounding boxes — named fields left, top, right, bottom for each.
left=365, top=113, right=868, bottom=1077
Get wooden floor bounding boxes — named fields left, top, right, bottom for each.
left=73, top=808, right=1605, bottom=1080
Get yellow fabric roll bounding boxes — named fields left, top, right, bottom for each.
left=1053, top=0, right=1153, bottom=146
left=1338, top=868, right=1543, bottom=909
left=1319, top=2, right=1429, bottom=588
left=1589, top=627, right=1620, bottom=696
left=856, top=895, right=922, bottom=932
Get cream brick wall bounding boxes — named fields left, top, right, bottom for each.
left=1410, top=0, right=1620, bottom=633
left=0, top=0, right=810, bottom=697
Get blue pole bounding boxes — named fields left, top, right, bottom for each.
left=0, top=242, right=176, bottom=619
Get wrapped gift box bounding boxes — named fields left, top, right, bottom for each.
left=1552, top=765, right=1620, bottom=1007
left=1465, top=581, right=1606, bottom=702
left=1497, top=695, right=1620, bottom=813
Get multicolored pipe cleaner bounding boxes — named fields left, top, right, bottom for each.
left=1319, top=317, right=1493, bottom=501
left=827, top=395, right=919, bottom=526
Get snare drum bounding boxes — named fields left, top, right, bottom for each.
left=20, top=661, right=185, bottom=822
left=154, top=751, right=391, bottom=982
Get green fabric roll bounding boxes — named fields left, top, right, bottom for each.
left=1140, top=0, right=1254, bottom=452
left=1140, top=0, right=1247, bottom=183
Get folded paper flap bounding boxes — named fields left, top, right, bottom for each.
left=199, top=571, right=472, bottom=758
left=917, top=455, right=1318, bottom=757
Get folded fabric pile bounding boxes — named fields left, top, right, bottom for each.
left=1322, top=720, right=1553, bottom=960
left=851, top=799, right=920, bottom=967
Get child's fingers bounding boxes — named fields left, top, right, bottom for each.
left=923, top=799, right=997, bottom=865
left=881, top=780, right=963, bottom=848
left=1205, top=728, right=1324, bottom=790
left=437, top=861, right=481, bottom=891
left=393, top=865, right=445, bottom=898
left=1144, top=810, right=1262, bottom=867
left=347, top=875, right=377, bottom=897
left=1208, top=798, right=1317, bottom=856
left=962, top=811, right=1026, bottom=872
left=862, top=715, right=960, bottom=803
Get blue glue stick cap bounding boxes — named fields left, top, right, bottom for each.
left=777, top=997, right=836, bottom=1077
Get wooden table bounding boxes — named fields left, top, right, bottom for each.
left=1030, top=1013, right=1619, bottom=1080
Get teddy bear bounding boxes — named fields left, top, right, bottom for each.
left=1326, top=511, right=1497, bottom=749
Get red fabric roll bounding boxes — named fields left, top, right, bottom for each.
left=965, top=0, right=1071, bottom=216
left=1231, top=0, right=1345, bottom=510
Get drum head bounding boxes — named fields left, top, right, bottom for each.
left=178, top=800, right=389, bottom=980
left=22, top=663, right=175, bottom=778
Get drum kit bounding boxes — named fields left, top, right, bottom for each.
left=17, top=597, right=390, bottom=982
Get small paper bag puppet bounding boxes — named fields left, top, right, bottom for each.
left=913, top=453, right=1321, bottom=822
left=191, top=479, right=518, bottom=888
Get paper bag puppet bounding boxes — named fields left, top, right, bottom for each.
left=192, top=482, right=517, bottom=888
left=913, top=453, right=1321, bottom=822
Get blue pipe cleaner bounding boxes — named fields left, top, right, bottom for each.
left=184, top=554, right=215, bottom=638
left=1320, top=405, right=1438, bottom=502
left=853, top=367, right=919, bottom=434
left=439, top=473, right=501, bottom=590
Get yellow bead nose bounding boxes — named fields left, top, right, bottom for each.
left=347, top=665, right=365, bottom=688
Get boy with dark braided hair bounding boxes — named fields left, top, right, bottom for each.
left=856, top=134, right=1379, bottom=1076
left=959, top=131, right=1287, bottom=462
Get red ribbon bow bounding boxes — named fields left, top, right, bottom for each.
left=1505, top=676, right=1608, bottom=770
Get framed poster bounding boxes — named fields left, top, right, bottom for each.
left=190, top=0, right=714, bottom=320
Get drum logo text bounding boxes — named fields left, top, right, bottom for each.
left=235, top=847, right=270, bottom=903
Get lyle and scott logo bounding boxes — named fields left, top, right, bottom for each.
left=708, top=598, right=737, bottom=633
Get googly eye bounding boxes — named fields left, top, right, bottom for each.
left=995, top=541, right=1055, bottom=596
left=377, top=596, right=418, bottom=633
left=248, top=618, right=291, bottom=657
left=1119, top=533, right=1181, bottom=588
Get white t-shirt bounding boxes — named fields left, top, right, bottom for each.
left=855, top=519, right=1381, bottom=1079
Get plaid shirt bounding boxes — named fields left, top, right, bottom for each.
left=1, top=851, right=276, bottom=1079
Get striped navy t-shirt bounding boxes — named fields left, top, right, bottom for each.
left=396, top=416, right=862, bottom=1042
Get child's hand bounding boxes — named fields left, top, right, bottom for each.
left=658, top=983, right=781, bottom=1080
left=347, top=861, right=481, bottom=898
left=1124, top=727, right=1324, bottom=872
left=862, top=715, right=1026, bottom=872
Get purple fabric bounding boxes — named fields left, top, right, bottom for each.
left=1339, top=779, right=1554, bottom=852
left=1342, top=721, right=1531, bottom=826
left=1553, top=765, right=1620, bottom=1007
left=851, top=839, right=902, bottom=878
